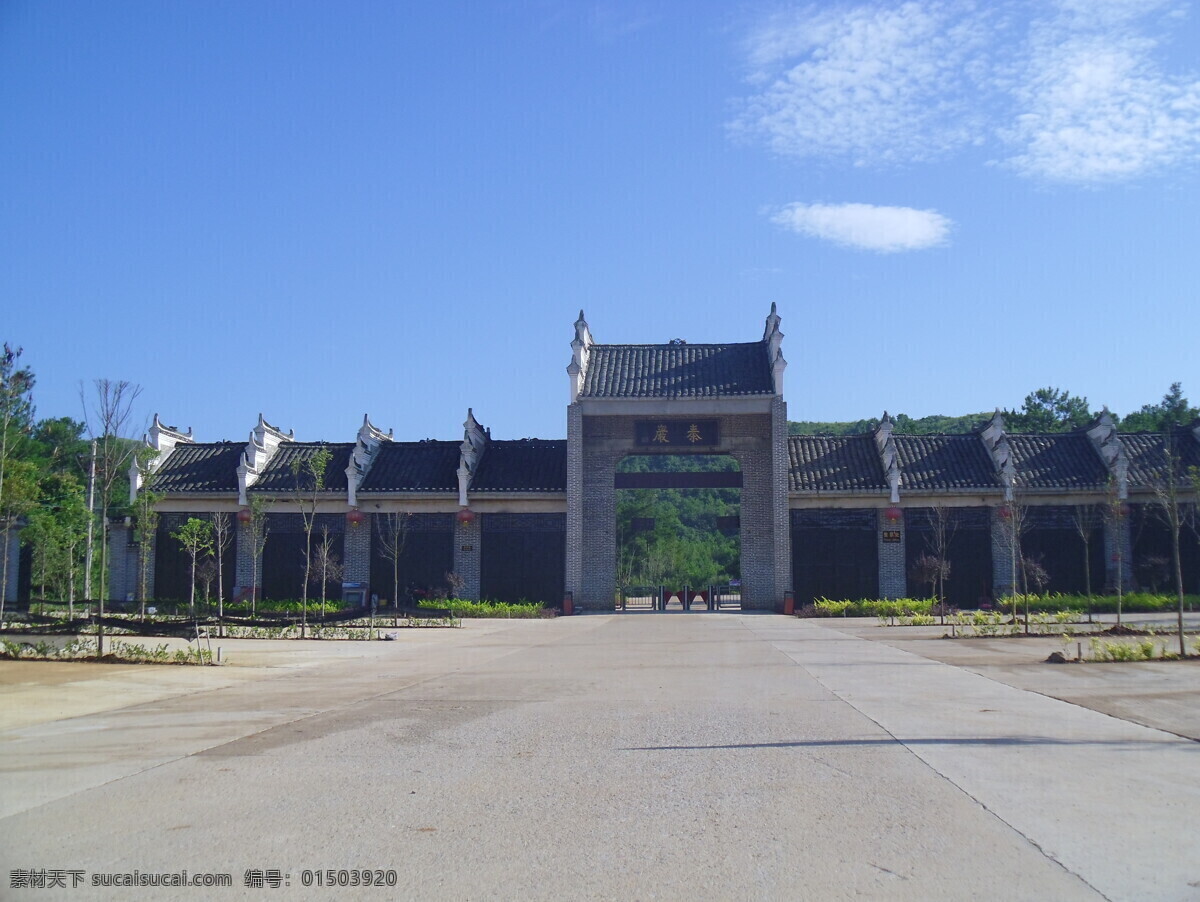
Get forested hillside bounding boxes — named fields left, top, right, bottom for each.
left=616, top=455, right=739, bottom=588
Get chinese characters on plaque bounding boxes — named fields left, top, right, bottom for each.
left=634, top=420, right=719, bottom=447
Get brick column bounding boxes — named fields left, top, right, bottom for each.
left=579, top=447, right=620, bottom=611
left=132, top=527, right=156, bottom=603
left=343, top=517, right=371, bottom=584
left=565, top=403, right=583, bottom=602
left=107, top=521, right=137, bottom=603
left=770, top=396, right=792, bottom=606
left=3, top=526, right=19, bottom=605
left=990, top=508, right=1017, bottom=597
left=877, top=510, right=906, bottom=599
left=453, top=515, right=481, bottom=600
left=235, top=523, right=256, bottom=594
left=735, top=447, right=774, bottom=610
left=1103, top=515, right=1133, bottom=592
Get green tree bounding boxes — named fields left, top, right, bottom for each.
left=80, top=378, right=142, bottom=609
left=0, top=457, right=39, bottom=623
left=130, top=449, right=160, bottom=617
left=211, top=511, right=232, bottom=620
left=1152, top=435, right=1189, bottom=656
left=243, top=494, right=270, bottom=617
left=290, top=447, right=333, bottom=632
left=172, top=517, right=213, bottom=617
left=375, top=511, right=411, bottom=607
left=1005, top=387, right=1093, bottom=433
left=1, top=344, right=36, bottom=617
left=1119, top=383, right=1198, bottom=432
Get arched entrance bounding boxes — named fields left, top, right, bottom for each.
left=616, top=453, right=741, bottom=611
left=564, top=309, right=791, bottom=611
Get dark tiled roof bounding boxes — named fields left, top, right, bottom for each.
left=249, top=443, right=353, bottom=493
left=358, top=441, right=459, bottom=492
left=472, top=440, right=567, bottom=492
left=788, top=435, right=886, bottom=492
left=1007, top=434, right=1108, bottom=489
left=1120, top=429, right=1200, bottom=486
left=580, top=342, right=774, bottom=398
left=152, top=442, right=241, bottom=493
left=894, top=435, right=999, bottom=491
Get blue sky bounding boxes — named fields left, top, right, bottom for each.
left=2, top=0, right=1198, bottom=443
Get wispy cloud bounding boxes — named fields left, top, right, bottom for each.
left=1004, top=3, right=1200, bottom=181
left=771, top=202, right=953, bottom=252
left=731, top=0, right=1200, bottom=183
left=732, top=2, right=993, bottom=166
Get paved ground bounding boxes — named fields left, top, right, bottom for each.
left=1, top=615, right=1198, bottom=901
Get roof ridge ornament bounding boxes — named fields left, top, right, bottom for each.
left=346, top=414, right=394, bottom=507
left=976, top=410, right=1015, bottom=499
left=457, top=408, right=489, bottom=507
left=763, top=303, right=785, bottom=395
left=130, top=413, right=195, bottom=502
left=567, top=310, right=594, bottom=404
left=979, top=409, right=1006, bottom=450
left=237, top=413, right=295, bottom=505
left=1086, top=406, right=1129, bottom=499
left=873, top=412, right=901, bottom=502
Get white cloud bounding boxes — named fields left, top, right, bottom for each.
left=771, top=202, right=953, bottom=252
left=1004, top=7, right=1200, bottom=181
left=731, top=0, right=1200, bottom=183
left=730, top=2, right=994, bottom=166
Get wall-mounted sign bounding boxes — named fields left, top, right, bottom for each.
left=882, top=530, right=902, bottom=544
left=460, top=545, right=474, bottom=552
left=634, top=420, right=719, bottom=447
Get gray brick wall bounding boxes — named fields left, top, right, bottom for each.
left=135, top=528, right=156, bottom=603
left=107, top=521, right=137, bottom=602
left=877, top=509, right=906, bottom=598
left=1103, top=515, right=1133, bottom=592
left=990, top=508, right=1017, bottom=596
left=343, top=518, right=371, bottom=584
left=565, top=403, right=583, bottom=601
left=3, top=526, right=19, bottom=604
left=453, top=515, right=481, bottom=600
left=770, top=396, right=791, bottom=603
left=574, top=409, right=786, bottom=611
left=236, top=523, right=256, bottom=594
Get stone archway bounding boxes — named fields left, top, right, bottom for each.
left=563, top=310, right=791, bottom=611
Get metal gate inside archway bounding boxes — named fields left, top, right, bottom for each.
left=614, top=454, right=742, bottom=612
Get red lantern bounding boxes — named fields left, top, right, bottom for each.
left=346, top=509, right=366, bottom=527
left=1118, top=503, right=1131, bottom=519
left=884, top=506, right=902, bottom=523
left=456, top=507, right=476, bottom=525
left=237, top=508, right=252, bottom=524
left=998, top=505, right=1012, bottom=520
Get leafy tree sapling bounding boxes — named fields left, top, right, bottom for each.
left=172, top=517, right=213, bottom=617
left=211, top=512, right=232, bottom=620
left=375, top=511, right=411, bottom=606
left=0, top=343, right=35, bottom=623
left=289, top=446, right=332, bottom=633
left=79, top=378, right=142, bottom=614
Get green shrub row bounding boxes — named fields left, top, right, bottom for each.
left=417, top=599, right=548, bottom=618
left=0, top=637, right=213, bottom=664
left=995, top=593, right=1198, bottom=614
left=808, top=593, right=1197, bottom=618
left=812, top=598, right=936, bottom=618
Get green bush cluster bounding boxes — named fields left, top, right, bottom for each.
left=418, top=599, right=547, bottom=618
left=0, top=637, right=212, bottom=664
left=996, top=593, right=1197, bottom=614
left=1087, top=633, right=1173, bottom=662
left=812, top=598, right=935, bottom=619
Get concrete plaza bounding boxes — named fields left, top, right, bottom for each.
left=1, top=615, right=1198, bottom=900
